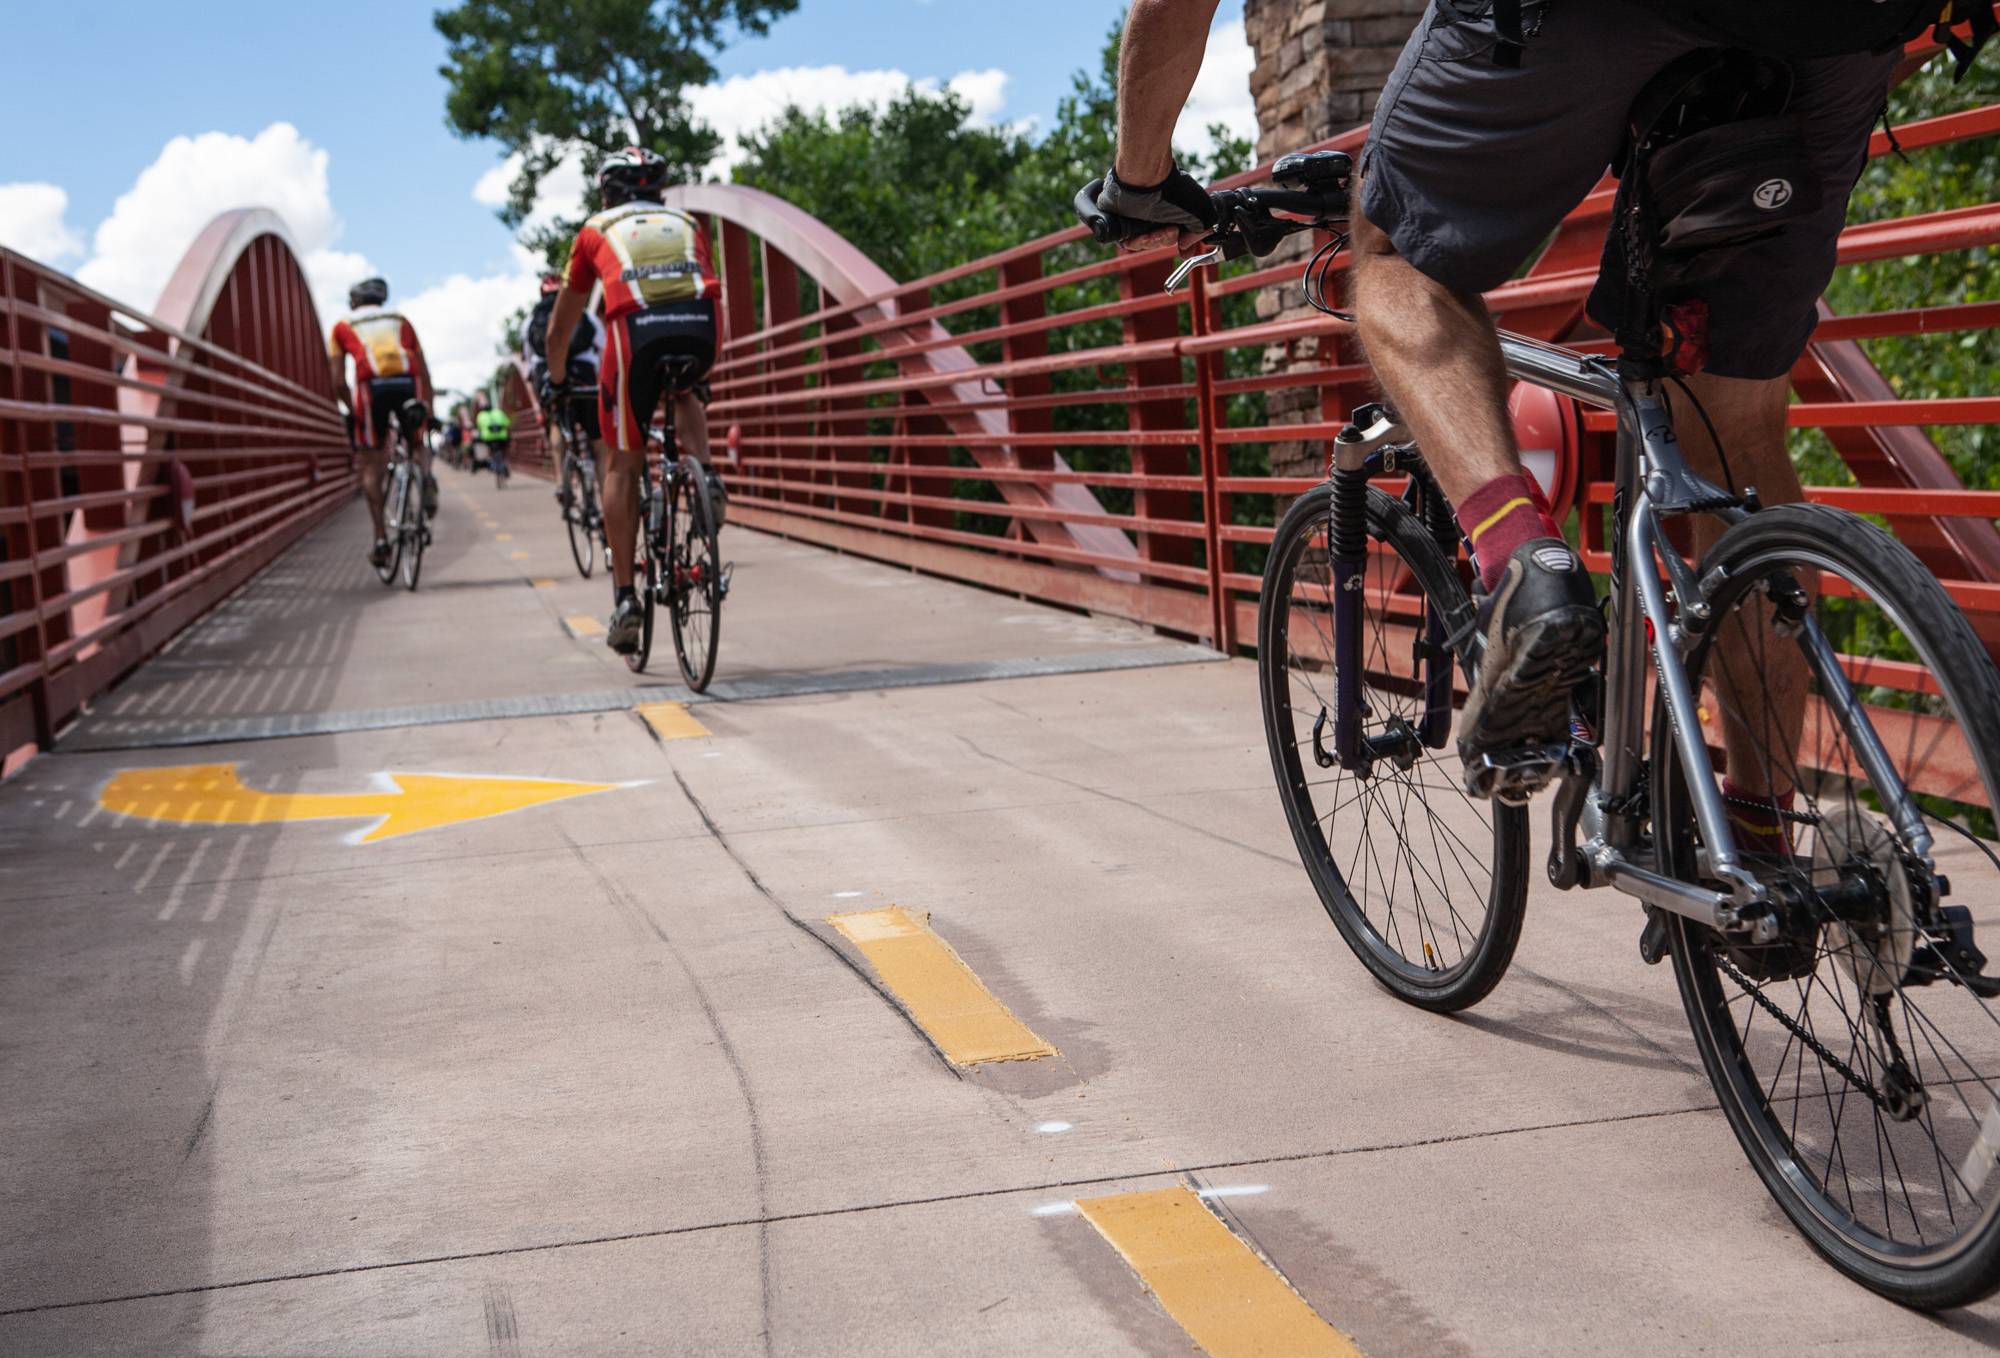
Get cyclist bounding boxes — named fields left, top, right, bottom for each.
left=542, top=145, right=727, bottom=655
left=1081, top=0, right=1976, bottom=814
left=522, top=272, right=605, bottom=505
left=328, top=277, right=436, bottom=565
left=442, top=415, right=466, bottom=469
left=476, top=403, right=514, bottom=481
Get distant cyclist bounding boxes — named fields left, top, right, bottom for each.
left=542, top=145, right=728, bottom=655
left=523, top=271, right=605, bottom=504
left=328, top=277, right=436, bottom=566
left=475, top=403, right=514, bottom=481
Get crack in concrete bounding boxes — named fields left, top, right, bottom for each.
left=0, top=1100, right=1721, bottom=1320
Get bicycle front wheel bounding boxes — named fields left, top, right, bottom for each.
left=1258, top=481, right=1528, bottom=1012
left=567, top=462, right=596, bottom=578
left=1656, top=502, right=2000, bottom=1308
left=374, top=464, right=404, bottom=586
left=397, top=464, right=424, bottom=591
left=669, top=466, right=722, bottom=692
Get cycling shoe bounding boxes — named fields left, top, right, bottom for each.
left=605, top=594, right=644, bottom=656
left=1459, top=538, right=1603, bottom=802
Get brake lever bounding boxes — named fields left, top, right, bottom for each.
left=1165, top=247, right=1223, bottom=293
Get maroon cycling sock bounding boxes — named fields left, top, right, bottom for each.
left=1722, top=777, right=1796, bottom=858
left=1458, top=472, right=1562, bottom=592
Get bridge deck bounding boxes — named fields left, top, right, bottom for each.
left=3, top=469, right=1994, bottom=1354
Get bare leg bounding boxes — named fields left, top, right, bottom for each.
left=1675, top=372, right=1806, bottom=804
left=1350, top=193, right=1521, bottom=507
left=674, top=392, right=710, bottom=465
left=359, top=450, right=387, bottom=539
left=601, top=439, right=641, bottom=590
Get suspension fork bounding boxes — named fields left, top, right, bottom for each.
left=1326, top=404, right=1416, bottom=768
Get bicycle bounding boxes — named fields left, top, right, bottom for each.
left=372, top=401, right=431, bottom=592
left=600, top=356, right=725, bottom=689
left=1097, top=148, right=2000, bottom=1307
left=549, top=385, right=608, bottom=579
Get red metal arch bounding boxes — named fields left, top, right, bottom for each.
left=662, top=183, right=1140, bottom=575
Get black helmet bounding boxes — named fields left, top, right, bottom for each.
left=348, top=277, right=389, bottom=308
left=597, top=146, right=669, bottom=207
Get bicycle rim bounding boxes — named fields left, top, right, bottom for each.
left=398, top=471, right=423, bottom=591
left=1658, top=503, right=2000, bottom=1306
left=374, top=467, right=403, bottom=585
left=670, top=469, right=721, bottom=692
left=567, top=471, right=595, bottom=578
left=1258, top=482, right=1528, bottom=1011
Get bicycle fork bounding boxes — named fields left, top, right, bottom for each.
left=1321, top=404, right=1457, bottom=775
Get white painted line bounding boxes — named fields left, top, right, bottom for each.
left=1035, top=1121, right=1074, bottom=1134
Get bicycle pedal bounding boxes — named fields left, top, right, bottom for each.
left=1464, top=743, right=1569, bottom=805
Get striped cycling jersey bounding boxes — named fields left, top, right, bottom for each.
left=563, top=202, right=719, bottom=320
left=329, top=305, right=425, bottom=382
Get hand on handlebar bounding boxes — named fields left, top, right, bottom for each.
left=1073, top=165, right=1219, bottom=254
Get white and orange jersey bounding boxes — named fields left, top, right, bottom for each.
left=563, top=202, right=719, bottom=321
left=329, top=305, right=427, bottom=385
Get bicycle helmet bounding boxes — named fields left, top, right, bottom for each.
left=348, top=277, right=389, bottom=308
left=538, top=272, right=563, bottom=296
left=597, top=147, right=669, bottom=207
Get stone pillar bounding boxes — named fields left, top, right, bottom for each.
left=1242, top=0, right=1426, bottom=475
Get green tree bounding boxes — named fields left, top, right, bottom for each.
left=435, top=0, right=799, bottom=262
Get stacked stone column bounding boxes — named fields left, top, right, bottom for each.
left=1241, top=0, right=1426, bottom=476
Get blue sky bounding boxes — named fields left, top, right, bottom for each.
left=0, top=0, right=1250, bottom=393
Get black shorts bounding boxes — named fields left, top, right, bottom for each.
left=358, top=376, right=419, bottom=450
left=601, top=300, right=716, bottom=451
left=1359, top=0, right=1895, bottom=378
left=539, top=358, right=603, bottom=442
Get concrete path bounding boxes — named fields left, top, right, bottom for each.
left=3, top=467, right=1997, bottom=1355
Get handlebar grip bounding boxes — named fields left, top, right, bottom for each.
left=1073, top=179, right=1122, bottom=244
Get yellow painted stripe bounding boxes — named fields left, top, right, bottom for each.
left=565, top=614, right=604, bottom=637
left=531, top=578, right=556, bottom=589
left=1466, top=495, right=1533, bottom=544
left=1076, top=1186, right=1362, bottom=1358
left=828, top=907, right=1055, bottom=1065
left=495, top=533, right=514, bottom=541
left=510, top=550, right=530, bottom=560
left=635, top=701, right=710, bottom=741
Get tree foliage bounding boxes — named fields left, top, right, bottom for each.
left=435, top=0, right=798, bottom=260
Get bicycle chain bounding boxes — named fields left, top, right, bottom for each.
left=1716, top=954, right=1888, bottom=1112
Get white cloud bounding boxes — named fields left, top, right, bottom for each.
left=1176, top=19, right=1257, bottom=161
left=473, top=145, right=590, bottom=236
left=0, top=183, right=85, bottom=266
left=399, top=246, right=544, bottom=399
left=77, top=123, right=356, bottom=312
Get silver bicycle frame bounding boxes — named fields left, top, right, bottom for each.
left=1493, top=331, right=1933, bottom=937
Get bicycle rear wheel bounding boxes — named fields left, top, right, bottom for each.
left=1258, top=481, right=1528, bottom=1012
left=566, top=461, right=596, bottom=578
left=669, top=465, right=722, bottom=692
left=1656, top=503, right=2000, bottom=1307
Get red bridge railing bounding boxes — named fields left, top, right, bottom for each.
left=664, top=35, right=1998, bottom=736
left=0, top=209, right=351, bottom=769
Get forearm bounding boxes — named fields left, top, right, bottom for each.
left=328, top=356, right=350, bottom=408
left=544, top=292, right=586, bottom=379
left=1114, top=0, right=1223, bottom=184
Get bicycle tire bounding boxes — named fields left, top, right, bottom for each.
left=374, top=463, right=404, bottom=586
left=566, top=461, right=596, bottom=578
left=397, top=461, right=424, bottom=592
left=670, top=465, right=722, bottom=693
left=1655, top=502, right=2000, bottom=1308
left=1258, top=481, right=1529, bottom=1012
left=627, top=484, right=659, bottom=675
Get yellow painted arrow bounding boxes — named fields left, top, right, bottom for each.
left=99, top=764, right=633, bottom=844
